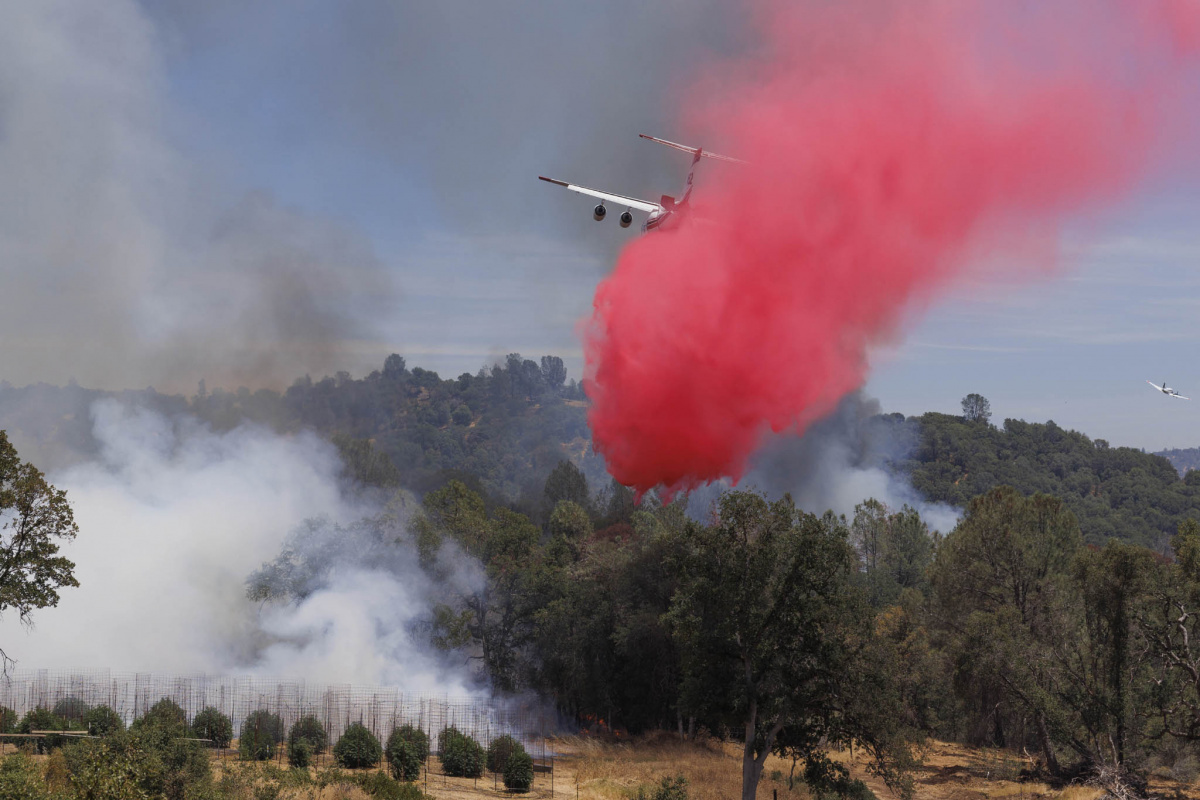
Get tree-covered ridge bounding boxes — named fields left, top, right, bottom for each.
left=893, top=411, right=1200, bottom=549
left=0, top=353, right=593, bottom=501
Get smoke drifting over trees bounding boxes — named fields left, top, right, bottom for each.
left=0, top=400, right=472, bottom=693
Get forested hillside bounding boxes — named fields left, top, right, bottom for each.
left=892, top=411, right=1200, bottom=549
left=0, top=353, right=593, bottom=501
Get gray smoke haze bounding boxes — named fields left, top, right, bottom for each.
left=0, top=399, right=473, bottom=694
left=0, top=2, right=401, bottom=390
left=0, top=1, right=749, bottom=391
left=686, top=393, right=961, bottom=533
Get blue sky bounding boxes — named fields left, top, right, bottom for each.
left=2, top=1, right=1199, bottom=452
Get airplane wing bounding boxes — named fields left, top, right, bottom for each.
left=1173, top=394, right=1191, bottom=400
left=639, top=134, right=745, bottom=164
left=1147, top=380, right=1163, bottom=391
left=538, top=177, right=660, bottom=213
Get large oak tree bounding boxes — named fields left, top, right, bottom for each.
left=0, top=431, right=79, bottom=666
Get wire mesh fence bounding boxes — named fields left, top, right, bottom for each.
left=0, top=668, right=554, bottom=775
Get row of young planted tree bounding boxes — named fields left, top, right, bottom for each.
left=0, top=695, right=534, bottom=798
left=346, top=457, right=1200, bottom=800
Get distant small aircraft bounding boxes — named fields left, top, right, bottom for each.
left=538, top=134, right=741, bottom=233
left=1148, top=380, right=1190, bottom=400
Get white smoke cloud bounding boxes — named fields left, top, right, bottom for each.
left=0, top=399, right=470, bottom=694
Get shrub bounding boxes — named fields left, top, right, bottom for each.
left=51, top=696, right=91, bottom=722
left=355, top=769, right=428, bottom=800
left=160, top=740, right=212, bottom=800
left=84, top=704, right=125, bottom=736
left=192, top=706, right=233, bottom=748
left=240, top=710, right=284, bottom=761
left=288, top=714, right=329, bottom=754
left=438, top=726, right=484, bottom=778
left=334, top=723, right=382, bottom=769
left=503, top=748, right=534, bottom=793
left=288, top=738, right=313, bottom=769
left=65, top=729, right=209, bottom=800
left=0, top=753, right=52, bottom=799
left=486, top=734, right=521, bottom=773
left=634, top=776, right=688, bottom=800
left=65, top=738, right=128, bottom=792
left=0, top=705, right=16, bottom=734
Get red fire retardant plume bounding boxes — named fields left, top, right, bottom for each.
left=582, top=1, right=1200, bottom=496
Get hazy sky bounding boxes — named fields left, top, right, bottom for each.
left=2, top=1, right=1200, bottom=450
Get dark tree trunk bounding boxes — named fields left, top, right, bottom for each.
left=1036, top=712, right=1060, bottom=776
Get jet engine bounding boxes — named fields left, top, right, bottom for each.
left=593, top=204, right=607, bottom=221
left=619, top=211, right=633, bottom=228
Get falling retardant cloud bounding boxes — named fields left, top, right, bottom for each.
left=584, top=0, right=1200, bottom=496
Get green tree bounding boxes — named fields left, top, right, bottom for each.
left=383, top=354, right=407, bottom=380
left=503, top=747, right=534, bottom=792
left=333, top=434, right=402, bottom=489
left=931, top=487, right=1086, bottom=775
left=1142, top=519, right=1200, bottom=742
left=851, top=501, right=934, bottom=608
left=191, top=707, right=231, bottom=748
left=132, top=699, right=187, bottom=737
left=540, top=356, right=567, bottom=393
left=1069, top=541, right=1155, bottom=777
left=543, top=460, right=590, bottom=517
left=84, top=705, right=126, bottom=737
left=419, top=483, right=545, bottom=691
left=669, top=491, right=914, bottom=800
left=386, top=725, right=427, bottom=781
left=239, top=710, right=283, bottom=761
left=961, top=393, right=991, bottom=424
left=438, top=727, right=484, bottom=778
left=288, top=714, right=329, bottom=754
left=334, top=723, right=382, bottom=768
left=485, top=734, right=521, bottom=773
left=0, top=431, right=80, bottom=666
left=545, top=500, right=593, bottom=565
left=18, top=707, right=66, bottom=753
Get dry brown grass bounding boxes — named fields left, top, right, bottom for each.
left=439, top=736, right=1196, bottom=800
left=555, top=732, right=808, bottom=800
left=9, top=736, right=1200, bottom=800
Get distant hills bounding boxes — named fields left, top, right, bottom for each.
left=1156, top=447, right=1200, bottom=476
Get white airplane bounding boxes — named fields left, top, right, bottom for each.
left=539, top=134, right=741, bottom=233
left=1148, top=380, right=1190, bottom=400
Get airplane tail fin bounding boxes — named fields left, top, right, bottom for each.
left=640, top=134, right=742, bottom=206
left=639, top=134, right=743, bottom=163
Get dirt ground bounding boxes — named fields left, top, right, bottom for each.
left=413, top=736, right=1200, bottom=800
